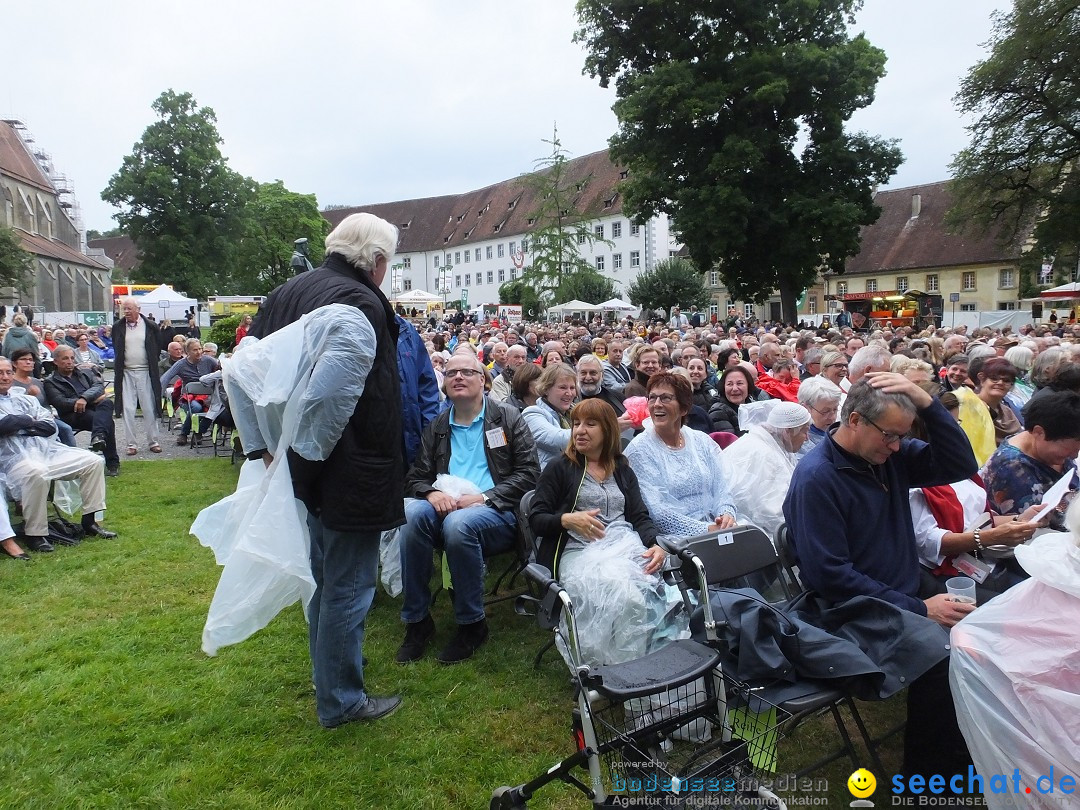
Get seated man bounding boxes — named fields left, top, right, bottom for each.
left=783, top=374, right=978, bottom=780
left=0, top=357, right=116, bottom=553
left=45, top=345, right=121, bottom=476
left=489, top=344, right=526, bottom=402
left=397, top=353, right=539, bottom=664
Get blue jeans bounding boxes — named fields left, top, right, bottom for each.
left=306, top=513, right=380, bottom=727
left=399, top=498, right=516, bottom=625
left=180, top=399, right=206, bottom=437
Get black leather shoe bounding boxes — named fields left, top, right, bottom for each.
left=24, top=536, right=54, bottom=553
left=105, top=464, right=120, bottom=477
left=395, top=615, right=436, bottom=664
left=82, top=523, right=118, bottom=539
left=436, top=619, right=489, bottom=665
left=90, top=433, right=107, bottom=452
left=3, top=547, right=31, bottom=561
left=325, top=695, right=402, bottom=728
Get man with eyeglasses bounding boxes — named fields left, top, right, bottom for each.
left=396, top=353, right=539, bottom=665
left=783, top=373, right=979, bottom=781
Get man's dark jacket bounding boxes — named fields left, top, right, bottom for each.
left=111, top=314, right=162, bottom=419
left=251, top=253, right=405, bottom=532
left=45, top=368, right=109, bottom=418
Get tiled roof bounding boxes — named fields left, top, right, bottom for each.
left=845, top=181, right=1025, bottom=275
left=0, top=121, right=54, bottom=192
left=322, top=149, right=627, bottom=253
left=87, top=235, right=141, bottom=273
left=18, top=230, right=110, bottom=271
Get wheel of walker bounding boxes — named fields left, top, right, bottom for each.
left=489, top=786, right=527, bottom=809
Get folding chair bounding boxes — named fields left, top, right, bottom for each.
left=662, top=526, right=886, bottom=776
left=181, top=381, right=213, bottom=452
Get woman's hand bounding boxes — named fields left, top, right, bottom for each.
left=641, top=545, right=666, bottom=575
left=713, top=513, right=736, bottom=530
left=561, top=509, right=605, bottom=540
left=988, top=518, right=1039, bottom=547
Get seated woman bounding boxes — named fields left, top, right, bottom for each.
left=687, top=357, right=719, bottom=412
left=909, top=392, right=1041, bottom=603
left=530, top=398, right=671, bottom=666
left=160, top=338, right=220, bottom=445
left=720, top=401, right=810, bottom=541
left=796, top=376, right=841, bottom=461
left=522, top=363, right=577, bottom=470
left=817, top=350, right=849, bottom=391
left=955, top=357, right=1023, bottom=467
left=72, top=333, right=103, bottom=376
left=982, top=389, right=1080, bottom=533
left=626, top=371, right=738, bottom=536
left=708, top=364, right=768, bottom=436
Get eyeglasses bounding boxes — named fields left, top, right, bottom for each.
left=825, top=363, right=848, bottom=370
left=811, top=405, right=838, bottom=418
left=647, top=393, right=676, bottom=404
left=858, top=413, right=905, bottom=445
left=444, top=368, right=484, bottom=379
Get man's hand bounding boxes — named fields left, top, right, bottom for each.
left=924, top=593, right=976, bottom=628
left=74, top=397, right=87, bottom=414
left=865, top=371, right=933, bottom=409
left=616, top=414, right=635, bottom=433
left=426, top=490, right=458, bottom=517
left=456, top=493, right=486, bottom=509
left=261, top=451, right=274, bottom=469
left=641, top=545, right=666, bottom=575
left=561, top=508, right=605, bottom=540
left=714, top=513, right=737, bottom=530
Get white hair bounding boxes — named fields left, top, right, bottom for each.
left=798, top=375, right=842, bottom=408
left=324, top=213, right=398, bottom=272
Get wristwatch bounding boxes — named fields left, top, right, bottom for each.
left=482, top=494, right=492, bottom=507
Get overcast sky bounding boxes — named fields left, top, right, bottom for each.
left=4, top=0, right=1003, bottom=233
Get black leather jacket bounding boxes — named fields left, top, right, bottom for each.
left=44, top=368, right=108, bottom=417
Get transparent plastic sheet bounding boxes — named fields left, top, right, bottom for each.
left=432, top=473, right=482, bottom=499
left=720, top=426, right=798, bottom=542
left=558, top=520, right=689, bottom=669
left=194, top=304, right=377, bottom=656
left=379, top=521, right=403, bottom=597
left=950, top=531, right=1080, bottom=807
left=52, top=478, right=82, bottom=519
left=625, top=676, right=713, bottom=744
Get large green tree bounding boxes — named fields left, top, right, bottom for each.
left=950, top=0, right=1080, bottom=281
left=0, top=227, right=33, bottom=293
left=102, top=90, right=254, bottom=298
left=498, top=279, right=544, bottom=320
left=626, top=257, right=709, bottom=314
left=233, top=181, right=330, bottom=294
left=575, top=0, right=903, bottom=322
left=556, top=269, right=618, bottom=305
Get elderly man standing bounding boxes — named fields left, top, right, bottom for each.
left=45, top=346, right=121, bottom=476
left=0, top=357, right=115, bottom=552
left=396, top=353, right=539, bottom=665
left=246, top=212, right=404, bottom=728
left=112, top=297, right=162, bottom=456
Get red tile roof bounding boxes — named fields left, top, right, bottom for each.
left=322, top=149, right=627, bottom=253
left=18, top=230, right=110, bottom=270
left=0, top=121, right=54, bottom=193
left=845, top=181, right=1025, bottom=274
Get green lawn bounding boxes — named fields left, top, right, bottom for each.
left=0, top=459, right=903, bottom=808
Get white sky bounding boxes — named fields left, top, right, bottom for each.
left=3, top=0, right=1002, bottom=233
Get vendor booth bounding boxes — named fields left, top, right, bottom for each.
left=826, top=289, right=942, bottom=331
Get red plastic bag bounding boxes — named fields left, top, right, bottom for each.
left=623, top=396, right=650, bottom=428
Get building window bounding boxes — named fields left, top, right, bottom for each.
left=486, top=246, right=493, bottom=260
left=475, top=248, right=481, bottom=261
left=463, top=250, right=470, bottom=263
left=595, top=224, right=604, bottom=239
left=613, top=253, right=622, bottom=270
left=521, top=238, right=528, bottom=252
left=999, top=269, right=1015, bottom=288
left=497, top=244, right=505, bottom=258
left=498, top=269, right=505, bottom=283
left=455, top=275, right=461, bottom=287
left=808, top=296, right=818, bottom=314
left=445, top=253, right=452, bottom=266
left=486, top=271, right=493, bottom=284
left=434, top=255, right=440, bottom=268
left=896, top=276, right=908, bottom=293
left=744, top=303, right=755, bottom=319
left=576, top=232, right=586, bottom=245
left=866, top=279, right=878, bottom=293
left=510, top=268, right=517, bottom=281
left=998, top=301, right=1017, bottom=310
left=630, top=251, right=640, bottom=268
left=836, top=282, right=847, bottom=296
left=709, top=270, right=720, bottom=287
left=612, top=221, right=622, bottom=239
left=509, top=241, right=516, bottom=256
left=960, top=303, right=977, bottom=312
left=926, top=274, right=939, bottom=292
left=455, top=251, right=461, bottom=264
left=962, top=271, right=976, bottom=291
left=402, top=257, right=411, bottom=270
left=403, top=278, right=412, bottom=291
left=475, top=273, right=482, bottom=285
left=596, top=256, right=605, bottom=271
left=630, top=223, right=641, bottom=237
left=464, top=275, right=470, bottom=286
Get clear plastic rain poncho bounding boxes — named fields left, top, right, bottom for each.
left=721, top=400, right=810, bottom=541
left=192, top=303, right=376, bottom=656
left=950, top=507, right=1080, bottom=807
left=0, top=391, right=101, bottom=502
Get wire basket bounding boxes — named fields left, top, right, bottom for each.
left=589, top=668, right=790, bottom=802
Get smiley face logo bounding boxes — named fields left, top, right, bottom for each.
left=847, top=768, right=877, bottom=798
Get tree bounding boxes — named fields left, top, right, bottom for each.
left=498, top=279, right=544, bottom=320
left=575, top=0, right=903, bottom=322
left=626, top=258, right=709, bottom=314
left=519, top=127, right=612, bottom=302
left=102, top=89, right=255, bottom=298
left=85, top=226, right=124, bottom=240
left=233, top=181, right=330, bottom=294
left=949, top=0, right=1080, bottom=281
left=555, top=269, right=617, bottom=305
left=0, top=227, right=33, bottom=293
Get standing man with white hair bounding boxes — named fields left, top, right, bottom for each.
left=247, top=212, right=405, bottom=728
left=111, top=297, right=163, bottom=456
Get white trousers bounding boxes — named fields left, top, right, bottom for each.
left=122, top=367, right=160, bottom=447
left=14, top=452, right=106, bottom=535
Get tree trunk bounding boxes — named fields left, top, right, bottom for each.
left=777, top=274, right=800, bottom=326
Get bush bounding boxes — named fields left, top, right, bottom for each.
left=206, top=314, right=242, bottom=353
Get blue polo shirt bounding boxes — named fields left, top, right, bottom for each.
left=448, top=401, right=495, bottom=492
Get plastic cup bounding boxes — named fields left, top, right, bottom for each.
left=946, top=576, right=977, bottom=605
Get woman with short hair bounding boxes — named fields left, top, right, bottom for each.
left=708, top=365, right=767, bottom=435
left=796, top=376, right=842, bottom=460
left=522, top=363, right=578, bottom=470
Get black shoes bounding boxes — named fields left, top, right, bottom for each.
left=436, top=619, right=489, bottom=665
left=324, top=695, right=403, bottom=728
left=24, top=536, right=54, bottom=553
left=82, top=523, right=118, bottom=539
left=105, top=464, right=120, bottom=477
left=90, top=433, right=107, bottom=453
left=3, top=546, right=31, bottom=561
left=395, top=615, right=436, bottom=664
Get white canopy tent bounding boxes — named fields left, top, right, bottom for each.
left=548, top=299, right=597, bottom=315
left=392, top=289, right=441, bottom=305
left=137, top=284, right=197, bottom=323
left=596, top=297, right=639, bottom=314
left=1039, top=282, right=1080, bottom=300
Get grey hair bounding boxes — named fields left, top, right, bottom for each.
left=184, top=337, right=202, bottom=352
left=575, top=353, right=603, bottom=371
left=324, top=212, right=398, bottom=272
left=798, top=375, right=842, bottom=408
left=1030, top=347, right=1066, bottom=389
left=804, top=347, right=825, bottom=366
left=52, top=344, right=75, bottom=359
left=841, top=378, right=917, bottom=423
left=1004, top=345, right=1034, bottom=373
left=966, top=344, right=996, bottom=362
left=848, top=346, right=892, bottom=380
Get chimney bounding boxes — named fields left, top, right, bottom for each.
left=911, top=194, right=922, bottom=219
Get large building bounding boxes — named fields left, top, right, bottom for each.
left=322, top=149, right=679, bottom=309
left=0, top=120, right=113, bottom=315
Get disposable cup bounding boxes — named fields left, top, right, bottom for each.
left=946, top=576, right=977, bottom=605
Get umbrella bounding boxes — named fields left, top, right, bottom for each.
left=596, top=297, right=638, bottom=311
left=1040, top=282, right=1080, bottom=299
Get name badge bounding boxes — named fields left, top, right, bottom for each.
left=485, top=428, right=508, bottom=449
left=954, top=553, right=994, bottom=583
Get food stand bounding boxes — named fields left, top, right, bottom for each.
left=826, top=289, right=942, bottom=331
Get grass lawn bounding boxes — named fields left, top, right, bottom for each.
left=0, top=459, right=904, bottom=808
